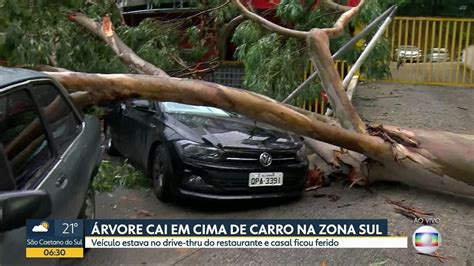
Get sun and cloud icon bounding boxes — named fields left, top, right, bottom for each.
left=32, top=221, right=49, bottom=233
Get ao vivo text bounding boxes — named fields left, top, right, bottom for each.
left=414, top=217, right=441, bottom=224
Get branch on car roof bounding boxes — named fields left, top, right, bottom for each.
left=48, top=71, right=386, bottom=155
left=46, top=71, right=474, bottom=198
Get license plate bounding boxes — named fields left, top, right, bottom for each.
left=248, top=172, right=283, bottom=187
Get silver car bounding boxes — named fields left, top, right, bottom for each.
left=394, top=45, right=422, bottom=62
left=426, top=48, right=450, bottom=62
left=0, top=67, right=102, bottom=264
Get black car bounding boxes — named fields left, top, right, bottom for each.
left=105, top=100, right=308, bottom=201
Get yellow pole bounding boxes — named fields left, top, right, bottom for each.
left=391, top=19, right=396, bottom=64
left=410, top=19, right=416, bottom=80
left=444, top=21, right=450, bottom=82
left=404, top=18, right=409, bottom=81
left=416, top=19, right=422, bottom=79
left=423, top=20, right=429, bottom=83
left=449, top=21, right=458, bottom=83
left=397, top=18, right=403, bottom=82
left=462, top=21, right=471, bottom=84
left=429, top=21, right=437, bottom=82
left=436, top=21, right=443, bottom=84
left=456, top=21, right=465, bottom=85
left=468, top=22, right=474, bottom=84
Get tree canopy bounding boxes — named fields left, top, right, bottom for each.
left=0, top=0, right=399, bottom=102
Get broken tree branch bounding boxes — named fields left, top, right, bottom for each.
left=323, top=0, right=364, bottom=38
left=307, top=29, right=366, bottom=133
left=283, top=5, right=396, bottom=103
left=319, top=0, right=351, bottom=12
left=219, top=15, right=246, bottom=59
left=232, top=0, right=366, bottom=133
left=232, top=0, right=308, bottom=39
left=66, top=12, right=169, bottom=77
left=233, top=0, right=364, bottom=39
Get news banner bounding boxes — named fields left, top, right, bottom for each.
left=24, top=219, right=412, bottom=258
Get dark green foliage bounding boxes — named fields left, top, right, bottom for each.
left=93, top=160, right=151, bottom=192
left=0, top=0, right=195, bottom=73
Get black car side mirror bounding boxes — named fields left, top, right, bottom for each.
left=0, top=190, right=52, bottom=233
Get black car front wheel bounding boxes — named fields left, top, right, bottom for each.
left=152, top=145, right=173, bottom=202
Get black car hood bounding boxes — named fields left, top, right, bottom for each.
left=166, top=113, right=302, bottom=150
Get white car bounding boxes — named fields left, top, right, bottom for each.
left=394, top=45, right=422, bottom=62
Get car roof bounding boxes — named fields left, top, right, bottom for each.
left=0, top=67, right=50, bottom=91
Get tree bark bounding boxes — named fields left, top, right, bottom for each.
left=306, top=29, right=366, bottom=133
left=49, top=71, right=388, bottom=155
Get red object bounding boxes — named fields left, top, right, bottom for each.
left=347, top=0, right=360, bottom=7
left=249, top=0, right=280, bottom=9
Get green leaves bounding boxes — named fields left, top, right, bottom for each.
left=93, top=160, right=151, bottom=192
left=276, top=0, right=305, bottom=23
left=0, top=0, right=196, bottom=74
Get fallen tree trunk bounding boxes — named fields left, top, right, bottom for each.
left=48, top=71, right=474, bottom=198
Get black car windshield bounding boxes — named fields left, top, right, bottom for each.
left=161, top=102, right=231, bottom=117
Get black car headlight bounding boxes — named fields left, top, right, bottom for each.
left=176, top=140, right=223, bottom=161
left=296, top=145, right=306, bottom=162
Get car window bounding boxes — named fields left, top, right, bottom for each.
left=161, top=102, right=230, bottom=117
left=31, top=83, right=81, bottom=155
left=0, top=89, right=54, bottom=189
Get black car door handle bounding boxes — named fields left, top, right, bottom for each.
left=56, top=174, right=67, bottom=187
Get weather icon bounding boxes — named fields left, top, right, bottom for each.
left=32, top=221, right=49, bottom=233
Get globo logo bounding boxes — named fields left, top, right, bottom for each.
left=412, top=226, right=441, bottom=254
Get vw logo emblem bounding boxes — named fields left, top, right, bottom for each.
left=259, top=152, right=272, bottom=167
